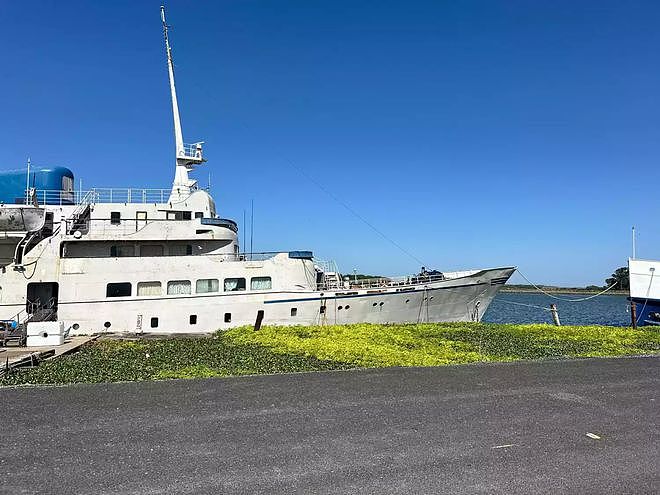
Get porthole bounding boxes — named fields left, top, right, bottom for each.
left=430, top=296, right=434, bottom=300
left=72, top=323, right=80, bottom=330
left=345, top=305, right=350, bottom=310
left=338, top=305, right=343, bottom=310
left=379, top=302, right=384, bottom=306
left=104, top=321, right=111, bottom=329
left=405, top=299, right=410, bottom=304
left=372, top=302, right=377, bottom=307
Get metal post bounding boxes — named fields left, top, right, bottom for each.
left=630, top=301, right=638, bottom=329
left=550, top=304, right=561, bottom=326
left=253, top=310, right=264, bottom=331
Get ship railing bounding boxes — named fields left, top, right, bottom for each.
left=324, top=270, right=481, bottom=291
left=28, top=188, right=175, bottom=205
left=24, top=189, right=76, bottom=206
left=180, top=142, right=204, bottom=161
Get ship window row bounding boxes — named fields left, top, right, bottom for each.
left=109, top=211, right=204, bottom=223
left=107, top=276, right=272, bottom=298
left=110, top=244, right=192, bottom=257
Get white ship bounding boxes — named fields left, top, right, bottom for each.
left=628, top=258, right=660, bottom=325
left=0, top=8, right=515, bottom=336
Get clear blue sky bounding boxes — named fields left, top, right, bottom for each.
left=2, top=1, right=659, bottom=286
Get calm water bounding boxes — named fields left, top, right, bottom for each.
left=483, top=292, right=631, bottom=326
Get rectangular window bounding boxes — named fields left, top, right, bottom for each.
left=291, top=307, right=297, bottom=317
left=110, top=212, right=121, bottom=225
left=190, top=315, right=197, bottom=325
left=250, top=276, right=272, bottom=291
left=165, top=211, right=192, bottom=220
left=196, top=279, right=219, bottom=293
left=106, top=282, right=131, bottom=297
left=167, top=280, right=191, bottom=295
left=150, top=317, right=159, bottom=328
left=224, top=278, right=246, bottom=292
left=169, top=244, right=193, bottom=256
left=137, top=281, right=162, bottom=296
left=195, top=212, right=204, bottom=219
left=110, top=245, right=135, bottom=257
left=141, top=244, right=164, bottom=257
left=224, top=313, right=231, bottom=323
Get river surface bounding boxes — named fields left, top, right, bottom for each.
left=483, top=292, right=631, bottom=326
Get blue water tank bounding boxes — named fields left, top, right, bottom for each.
left=0, top=166, right=75, bottom=205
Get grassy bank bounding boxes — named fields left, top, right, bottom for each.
left=2, top=323, right=659, bottom=386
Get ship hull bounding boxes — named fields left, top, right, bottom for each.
left=53, top=267, right=515, bottom=334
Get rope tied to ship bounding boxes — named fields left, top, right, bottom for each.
left=515, top=269, right=620, bottom=302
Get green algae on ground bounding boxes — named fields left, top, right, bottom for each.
left=2, top=323, right=658, bottom=386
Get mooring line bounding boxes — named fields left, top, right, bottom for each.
left=496, top=299, right=552, bottom=312
left=515, top=270, right=619, bottom=302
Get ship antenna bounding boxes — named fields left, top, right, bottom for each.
left=161, top=6, right=205, bottom=203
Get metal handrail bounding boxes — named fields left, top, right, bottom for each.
left=27, top=188, right=176, bottom=206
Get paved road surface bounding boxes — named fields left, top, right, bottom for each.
left=1, top=357, right=658, bottom=494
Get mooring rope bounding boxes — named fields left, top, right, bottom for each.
left=515, top=269, right=620, bottom=302
left=496, top=299, right=552, bottom=312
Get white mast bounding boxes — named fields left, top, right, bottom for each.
left=161, top=5, right=205, bottom=203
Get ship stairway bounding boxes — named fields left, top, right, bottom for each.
left=315, top=260, right=343, bottom=290
left=0, top=298, right=57, bottom=347
left=66, top=190, right=95, bottom=235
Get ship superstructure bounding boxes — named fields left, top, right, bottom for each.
left=0, top=8, right=515, bottom=336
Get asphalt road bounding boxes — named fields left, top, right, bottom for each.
left=1, top=357, right=658, bottom=494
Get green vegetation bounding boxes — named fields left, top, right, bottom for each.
left=2, top=323, right=659, bottom=386
left=225, top=323, right=660, bottom=367
left=0, top=336, right=353, bottom=386
left=606, top=267, right=630, bottom=290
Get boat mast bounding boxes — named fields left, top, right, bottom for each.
left=161, top=5, right=205, bottom=203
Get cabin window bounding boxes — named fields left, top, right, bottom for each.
left=110, top=212, right=121, bottom=225
left=319, top=305, right=326, bottom=314
left=250, top=276, right=272, bottom=291
left=150, top=317, right=159, bottom=328
left=106, top=283, right=131, bottom=298
left=110, top=245, right=135, bottom=257
left=167, top=280, right=191, bottom=295
left=137, top=281, right=162, bottom=296
left=195, top=212, right=204, bottom=219
left=224, top=313, right=231, bottom=323
left=141, top=244, right=164, bottom=257
left=190, top=315, right=197, bottom=325
left=291, top=307, right=297, bottom=317
left=196, top=279, right=219, bottom=293
left=169, top=244, right=193, bottom=256
left=224, top=278, right=246, bottom=292
left=165, top=211, right=192, bottom=220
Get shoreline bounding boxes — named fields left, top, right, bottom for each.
left=501, top=288, right=628, bottom=296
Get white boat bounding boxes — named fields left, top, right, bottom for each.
left=0, top=8, right=515, bottom=336
left=628, top=258, right=660, bottom=325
